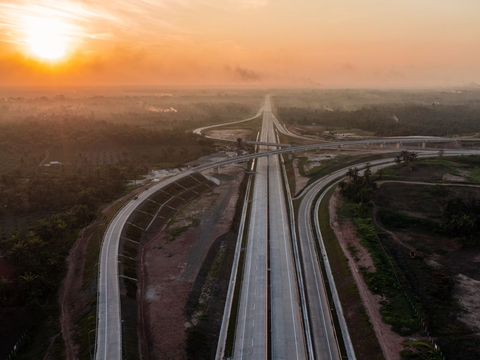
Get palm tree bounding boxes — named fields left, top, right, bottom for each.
left=9, top=241, right=28, bottom=263
left=346, top=168, right=354, bottom=179
left=36, top=218, right=54, bottom=241
left=18, top=272, right=40, bottom=296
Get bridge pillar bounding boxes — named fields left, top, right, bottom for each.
left=213, top=166, right=219, bottom=174
left=422, top=141, right=426, bottom=148
left=243, top=161, right=249, bottom=170
left=380, top=143, right=384, bottom=148
left=396, top=142, right=401, bottom=149
left=338, top=145, right=342, bottom=151
left=288, top=152, right=293, bottom=160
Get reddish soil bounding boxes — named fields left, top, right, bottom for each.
left=292, top=158, right=309, bottom=193
left=139, top=167, right=242, bottom=359
left=59, top=227, right=91, bottom=360
left=329, top=189, right=404, bottom=360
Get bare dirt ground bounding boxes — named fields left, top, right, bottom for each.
left=292, top=158, right=309, bottom=193
left=205, top=129, right=251, bottom=141
left=453, top=274, right=480, bottom=332
left=139, top=165, right=243, bottom=360
left=329, top=189, right=404, bottom=360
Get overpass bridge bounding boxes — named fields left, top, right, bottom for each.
left=245, top=140, right=291, bottom=148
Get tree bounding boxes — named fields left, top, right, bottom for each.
left=18, top=272, right=40, bottom=300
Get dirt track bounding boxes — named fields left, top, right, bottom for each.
left=329, top=189, right=404, bottom=360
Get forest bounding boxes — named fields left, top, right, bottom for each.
left=277, top=104, right=480, bottom=137
left=0, top=89, right=260, bottom=358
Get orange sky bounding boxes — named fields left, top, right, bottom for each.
left=1, top=0, right=480, bottom=87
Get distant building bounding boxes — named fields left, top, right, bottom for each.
left=50, top=161, right=62, bottom=166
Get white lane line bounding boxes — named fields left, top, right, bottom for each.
left=239, top=199, right=257, bottom=360
left=101, top=199, right=135, bottom=359
left=305, top=191, right=334, bottom=360
left=274, top=154, right=301, bottom=359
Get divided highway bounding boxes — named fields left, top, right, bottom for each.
left=233, top=96, right=307, bottom=359
left=233, top=103, right=269, bottom=359
left=96, top=93, right=470, bottom=360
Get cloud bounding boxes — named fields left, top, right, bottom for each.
left=225, top=65, right=263, bottom=82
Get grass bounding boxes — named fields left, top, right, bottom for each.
left=166, top=225, right=190, bottom=242
left=378, top=155, right=480, bottom=183
left=317, top=186, right=384, bottom=359
left=282, top=154, right=296, bottom=195
left=401, top=340, right=444, bottom=360
left=350, top=214, right=421, bottom=336
left=347, top=244, right=360, bottom=261
left=304, top=151, right=400, bottom=188
left=14, top=304, right=64, bottom=360
left=378, top=209, right=441, bottom=234
left=372, top=159, right=480, bottom=359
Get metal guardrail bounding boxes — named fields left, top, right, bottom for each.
left=278, top=145, right=315, bottom=360
left=313, top=181, right=356, bottom=360
left=94, top=195, right=136, bottom=359
left=215, top=160, right=254, bottom=360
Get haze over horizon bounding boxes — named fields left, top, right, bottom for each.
left=1, top=0, right=480, bottom=88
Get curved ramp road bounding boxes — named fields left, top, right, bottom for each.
left=296, top=150, right=480, bottom=360
left=193, top=106, right=264, bottom=142
left=95, top=171, right=193, bottom=360
left=95, top=92, right=472, bottom=359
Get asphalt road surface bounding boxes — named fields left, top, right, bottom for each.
left=233, top=95, right=307, bottom=359
left=96, top=90, right=474, bottom=360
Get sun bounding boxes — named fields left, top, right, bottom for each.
left=26, top=17, right=69, bottom=60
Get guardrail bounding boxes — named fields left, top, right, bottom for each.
left=278, top=146, right=315, bottom=360
left=94, top=194, right=137, bottom=359
left=313, top=181, right=356, bottom=360
left=215, top=160, right=254, bottom=360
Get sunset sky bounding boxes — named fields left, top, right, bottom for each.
left=1, top=0, right=480, bottom=87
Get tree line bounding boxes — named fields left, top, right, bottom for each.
left=277, top=104, right=480, bottom=136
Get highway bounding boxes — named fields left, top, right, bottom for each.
left=95, top=171, right=194, bottom=360
left=95, top=94, right=471, bottom=360
left=266, top=97, right=307, bottom=359
left=295, top=150, right=480, bottom=360
left=233, top=95, right=307, bottom=359
left=193, top=105, right=264, bottom=141
left=233, top=102, right=269, bottom=359
left=296, top=158, right=402, bottom=360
